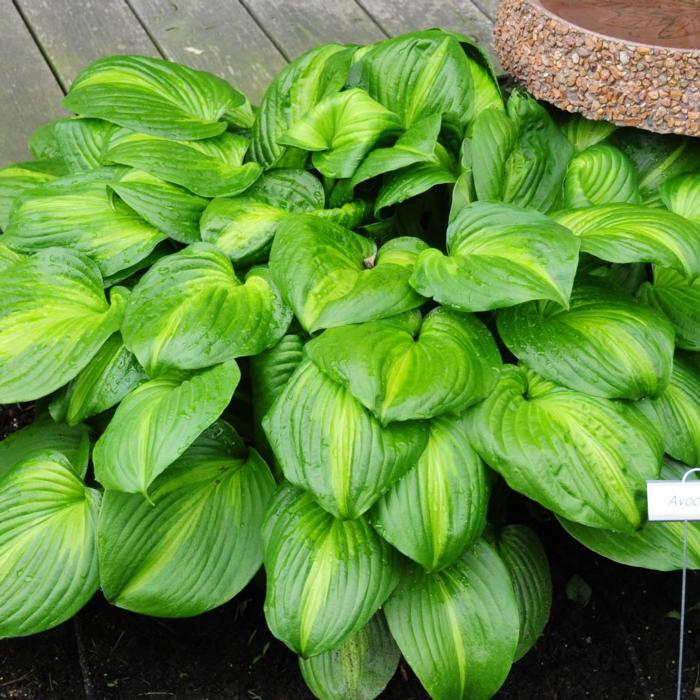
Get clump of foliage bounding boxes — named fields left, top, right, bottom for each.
left=1, top=28, right=700, bottom=700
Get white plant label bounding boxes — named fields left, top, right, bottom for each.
left=647, top=480, right=700, bottom=521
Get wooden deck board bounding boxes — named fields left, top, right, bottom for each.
left=358, top=0, right=497, bottom=60
left=241, top=0, right=386, bottom=60
left=0, top=2, right=65, bottom=166
left=126, top=0, right=288, bottom=104
left=15, top=0, right=158, bottom=90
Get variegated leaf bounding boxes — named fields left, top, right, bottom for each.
left=99, top=421, right=275, bottom=616
left=93, top=360, right=240, bottom=495
left=263, top=483, right=401, bottom=657
left=384, top=539, right=520, bottom=700
left=497, top=280, right=675, bottom=399
left=0, top=452, right=100, bottom=637
left=122, top=243, right=292, bottom=375
left=3, top=169, right=166, bottom=277
left=467, top=366, right=663, bottom=531
left=0, top=248, right=126, bottom=402
left=299, top=613, right=400, bottom=700
left=563, top=144, right=640, bottom=208
left=250, top=44, right=355, bottom=169
left=371, top=413, right=490, bottom=571
left=638, top=354, right=700, bottom=466
left=554, top=204, right=700, bottom=278
left=410, top=202, right=580, bottom=311
left=560, top=460, right=700, bottom=571
left=64, top=54, right=252, bottom=139
left=639, top=266, right=700, bottom=351
left=307, top=309, right=501, bottom=424
left=495, top=525, right=551, bottom=661
left=110, top=169, right=207, bottom=243
left=269, top=214, right=426, bottom=332
left=661, top=173, right=700, bottom=223
left=278, top=88, right=401, bottom=179
left=263, top=360, right=428, bottom=518
left=106, top=131, right=261, bottom=197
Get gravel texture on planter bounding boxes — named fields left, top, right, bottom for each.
left=495, top=0, right=700, bottom=136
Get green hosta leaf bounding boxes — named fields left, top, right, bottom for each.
left=279, top=88, right=401, bottom=179
left=99, top=421, right=275, bottom=616
left=28, top=120, right=62, bottom=159
left=0, top=160, right=65, bottom=229
left=638, top=355, right=700, bottom=466
left=110, top=169, right=207, bottom=244
left=251, top=44, right=355, bottom=169
left=299, top=612, right=400, bottom=700
left=495, top=525, right=551, bottom=661
left=348, top=29, right=498, bottom=133
left=106, top=131, right=261, bottom=198
left=264, top=360, right=428, bottom=518
left=307, top=309, right=501, bottom=424
left=0, top=417, right=90, bottom=480
left=0, top=242, right=24, bottom=270
left=498, top=281, right=675, bottom=400
left=56, top=333, right=147, bottom=426
left=3, top=170, right=166, bottom=277
left=263, top=483, right=401, bottom=657
left=661, top=174, right=700, bottom=223
left=245, top=169, right=326, bottom=211
left=554, top=204, right=700, bottom=277
left=371, top=414, right=490, bottom=571
left=560, top=460, right=700, bottom=571
left=563, top=144, right=640, bottom=208
left=122, top=243, right=291, bottom=374
left=639, top=267, right=700, bottom=350
left=611, top=129, right=700, bottom=205
left=374, top=150, right=457, bottom=215
left=468, top=366, right=663, bottom=531
left=64, top=54, right=251, bottom=140
left=471, top=91, right=573, bottom=212
left=251, top=333, right=305, bottom=470
left=350, top=114, right=442, bottom=186
left=0, top=248, right=126, bottom=403
left=93, top=360, right=240, bottom=495
left=200, top=197, right=286, bottom=264
left=201, top=169, right=326, bottom=264
left=384, top=538, right=520, bottom=700
left=54, top=117, right=116, bottom=172
left=314, top=199, right=372, bottom=229
left=410, top=202, right=579, bottom=311
left=0, top=451, right=100, bottom=638
left=269, top=214, right=426, bottom=332
left=560, top=114, right=617, bottom=152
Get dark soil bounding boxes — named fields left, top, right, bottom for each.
left=1, top=404, right=699, bottom=700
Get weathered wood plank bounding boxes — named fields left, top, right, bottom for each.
left=0, top=2, right=65, bottom=166
left=241, top=0, right=386, bottom=60
left=357, top=0, right=496, bottom=59
left=473, top=0, right=498, bottom=21
left=15, top=0, right=158, bottom=89
left=127, top=0, right=287, bottom=104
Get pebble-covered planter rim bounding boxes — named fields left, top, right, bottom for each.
left=495, top=0, right=700, bottom=137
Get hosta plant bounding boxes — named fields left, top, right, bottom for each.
left=1, top=27, right=700, bottom=700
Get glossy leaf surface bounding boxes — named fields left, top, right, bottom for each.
left=467, top=366, right=663, bottom=531
left=263, top=484, right=401, bottom=657
left=264, top=360, right=428, bottom=518
left=99, top=422, right=275, bottom=616
left=93, top=360, right=240, bottom=495
left=307, top=309, right=501, bottom=423
left=0, top=452, right=100, bottom=638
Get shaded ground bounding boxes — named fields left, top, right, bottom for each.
left=1, top=404, right=698, bottom=700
